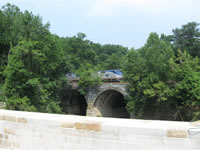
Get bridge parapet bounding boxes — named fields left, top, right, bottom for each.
left=0, top=109, right=199, bottom=150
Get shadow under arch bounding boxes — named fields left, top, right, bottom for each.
left=94, top=90, right=129, bottom=118
left=62, top=89, right=87, bottom=116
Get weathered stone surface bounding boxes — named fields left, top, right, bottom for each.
left=60, top=122, right=75, bottom=128
left=86, top=104, right=102, bottom=117
left=3, top=115, right=16, bottom=122
left=4, top=128, right=15, bottom=135
left=17, top=117, right=28, bottom=124
left=75, top=122, right=101, bottom=132
left=166, top=129, right=187, bottom=138
left=0, top=109, right=199, bottom=150
left=85, top=83, right=127, bottom=105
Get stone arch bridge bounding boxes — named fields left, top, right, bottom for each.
left=62, top=82, right=129, bottom=118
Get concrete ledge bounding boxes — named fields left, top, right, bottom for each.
left=0, top=110, right=199, bottom=150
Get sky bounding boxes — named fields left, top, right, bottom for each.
left=0, top=0, right=200, bottom=48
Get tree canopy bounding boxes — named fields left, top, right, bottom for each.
left=0, top=3, right=200, bottom=121
left=0, top=3, right=128, bottom=113
left=123, top=33, right=200, bottom=121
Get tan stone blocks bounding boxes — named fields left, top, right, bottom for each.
left=60, top=122, right=75, bottom=128
left=2, top=115, right=16, bottom=122
left=60, top=121, right=102, bottom=132
left=75, top=122, right=101, bottom=132
left=4, top=128, right=15, bottom=135
left=0, top=115, right=28, bottom=124
left=0, top=114, right=28, bottom=124
left=0, top=134, right=8, bottom=140
left=166, top=129, right=187, bottom=138
left=17, top=117, right=28, bottom=124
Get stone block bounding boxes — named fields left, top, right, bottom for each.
left=3, top=115, right=16, bottom=122
left=166, top=129, right=187, bottom=138
left=4, top=128, right=15, bottom=135
left=75, top=122, right=101, bottom=132
left=60, top=122, right=75, bottom=128
left=17, top=117, right=28, bottom=124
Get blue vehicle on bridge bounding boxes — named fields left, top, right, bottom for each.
left=97, top=69, right=123, bottom=81
left=67, top=69, right=123, bottom=82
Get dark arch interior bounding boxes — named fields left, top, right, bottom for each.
left=62, top=89, right=87, bottom=116
left=94, top=90, right=129, bottom=118
left=142, top=99, right=178, bottom=121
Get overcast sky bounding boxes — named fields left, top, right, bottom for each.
left=1, top=0, right=200, bottom=48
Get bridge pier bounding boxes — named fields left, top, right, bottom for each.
left=86, top=103, right=102, bottom=117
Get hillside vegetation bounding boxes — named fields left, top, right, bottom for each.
left=0, top=3, right=200, bottom=121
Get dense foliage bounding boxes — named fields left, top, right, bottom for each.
left=0, top=3, right=127, bottom=113
left=123, top=33, right=200, bottom=121
left=0, top=3, right=200, bottom=121
left=76, top=64, right=102, bottom=95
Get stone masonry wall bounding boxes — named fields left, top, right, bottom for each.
left=85, top=83, right=127, bottom=116
left=0, top=110, right=199, bottom=150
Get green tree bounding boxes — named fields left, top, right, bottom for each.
left=123, top=33, right=200, bottom=121
left=62, top=33, right=96, bottom=70
left=4, top=40, right=46, bottom=111
left=172, top=22, right=200, bottom=57
left=93, top=44, right=128, bottom=69
left=76, top=64, right=102, bottom=95
left=0, top=9, right=8, bottom=82
left=123, top=33, right=174, bottom=118
left=0, top=3, right=50, bottom=82
left=4, top=36, right=71, bottom=112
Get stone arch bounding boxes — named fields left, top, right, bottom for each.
left=92, top=86, right=127, bottom=103
left=93, top=88, right=129, bottom=118
left=62, top=89, right=87, bottom=116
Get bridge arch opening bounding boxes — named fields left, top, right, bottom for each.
left=94, top=90, right=129, bottom=118
left=62, top=89, right=87, bottom=116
